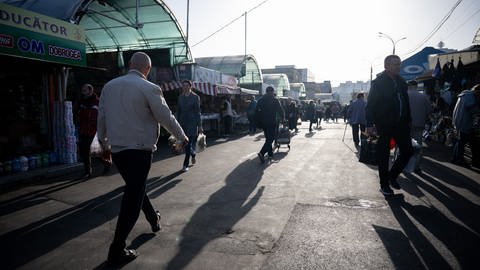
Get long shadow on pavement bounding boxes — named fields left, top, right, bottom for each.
left=0, top=177, right=88, bottom=216
left=384, top=197, right=452, bottom=269
left=164, top=155, right=272, bottom=269
left=0, top=170, right=183, bottom=269
left=379, top=157, right=480, bottom=269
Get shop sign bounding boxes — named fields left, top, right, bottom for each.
left=176, top=63, right=194, bottom=81
left=0, top=3, right=86, bottom=67
left=194, top=65, right=221, bottom=85
left=221, top=74, right=238, bottom=87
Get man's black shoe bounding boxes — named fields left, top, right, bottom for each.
left=151, top=211, right=161, bottom=233
left=107, top=248, right=138, bottom=266
left=379, top=186, right=394, bottom=196
left=257, top=152, right=265, bottom=164
left=389, top=178, right=401, bottom=190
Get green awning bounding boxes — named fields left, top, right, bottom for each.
left=0, top=0, right=193, bottom=66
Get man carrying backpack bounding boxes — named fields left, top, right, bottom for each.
left=255, top=86, right=284, bottom=163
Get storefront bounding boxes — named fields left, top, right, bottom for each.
left=0, top=3, right=86, bottom=175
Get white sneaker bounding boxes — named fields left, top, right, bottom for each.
left=182, top=166, right=189, bottom=172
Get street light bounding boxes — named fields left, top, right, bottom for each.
left=378, top=32, right=406, bottom=55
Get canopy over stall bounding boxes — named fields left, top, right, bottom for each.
left=1, top=0, right=193, bottom=66
left=262, top=73, right=290, bottom=97
left=400, top=47, right=446, bottom=81
left=195, top=55, right=263, bottom=89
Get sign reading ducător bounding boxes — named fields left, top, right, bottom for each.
left=0, top=3, right=86, bottom=67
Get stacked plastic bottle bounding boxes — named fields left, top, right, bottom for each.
left=64, top=101, right=77, bottom=164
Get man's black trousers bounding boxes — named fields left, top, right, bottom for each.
left=376, top=123, right=414, bottom=187
left=110, top=149, right=158, bottom=252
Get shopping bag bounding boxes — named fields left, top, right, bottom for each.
left=89, top=133, right=103, bottom=157
left=403, top=138, right=421, bottom=173
left=359, top=137, right=378, bottom=165
left=196, top=133, right=207, bottom=152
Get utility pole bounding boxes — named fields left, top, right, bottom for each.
left=186, top=0, right=190, bottom=43
left=244, top=11, right=247, bottom=58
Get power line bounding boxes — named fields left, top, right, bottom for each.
left=444, top=7, right=480, bottom=41
left=191, top=0, right=270, bottom=48
left=404, top=0, right=463, bottom=55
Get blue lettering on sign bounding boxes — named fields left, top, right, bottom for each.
left=17, top=37, right=45, bottom=55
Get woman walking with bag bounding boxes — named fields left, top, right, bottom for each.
left=177, top=80, right=203, bottom=172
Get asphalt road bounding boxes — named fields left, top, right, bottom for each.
left=0, top=121, right=479, bottom=270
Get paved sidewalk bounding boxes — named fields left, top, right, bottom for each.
left=0, top=122, right=479, bottom=270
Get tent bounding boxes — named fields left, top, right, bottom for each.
left=400, top=47, right=446, bottom=81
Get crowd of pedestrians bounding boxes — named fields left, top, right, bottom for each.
left=79, top=51, right=480, bottom=266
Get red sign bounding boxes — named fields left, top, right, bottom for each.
left=0, top=33, right=13, bottom=48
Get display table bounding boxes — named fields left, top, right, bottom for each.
left=201, top=113, right=220, bottom=137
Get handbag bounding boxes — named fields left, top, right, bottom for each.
left=359, top=137, right=378, bottom=165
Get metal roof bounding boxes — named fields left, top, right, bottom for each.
left=195, top=54, right=263, bottom=84
left=0, top=0, right=192, bottom=65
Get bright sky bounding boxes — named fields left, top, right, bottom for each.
left=163, top=0, right=480, bottom=87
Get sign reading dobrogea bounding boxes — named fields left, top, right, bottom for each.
left=0, top=3, right=86, bottom=67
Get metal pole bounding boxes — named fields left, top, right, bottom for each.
left=342, top=122, right=348, bottom=142
left=370, top=65, right=372, bottom=86
left=244, top=11, right=247, bottom=57
left=186, top=0, right=190, bottom=43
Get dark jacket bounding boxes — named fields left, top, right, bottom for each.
left=256, top=94, right=284, bottom=127
left=306, top=103, right=316, bottom=121
left=78, top=94, right=99, bottom=137
left=177, top=93, right=202, bottom=137
left=366, top=72, right=411, bottom=129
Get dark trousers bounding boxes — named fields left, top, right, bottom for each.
left=224, top=115, right=232, bottom=135
left=79, top=135, right=94, bottom=174
left=260, top=124, right=276, bottom=157
left=248, top=117, right=256, bottom=133
left=183, top=135, right=198, bottom=167
left=309, top=120, right=315, bottom=131
left=351, top=123, right=366, bottom=145
left=376, top=124, right=413, bottom=187
left=452, top=131, right=479, bottom=165
left=110, top=150, right=157, bottom=252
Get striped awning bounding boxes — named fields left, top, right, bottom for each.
left=216, top=85, right=241, bottom=95
left=160, top=81, right=183, bottom=92
left=193, top=82, right=217, bottom=96
left=159, top=81, right=217, bottom=96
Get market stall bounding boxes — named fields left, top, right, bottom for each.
left=0, top=3, right=86, bottom=175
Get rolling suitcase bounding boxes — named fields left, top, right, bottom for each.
left=275, top=125, right=291, bottom=151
